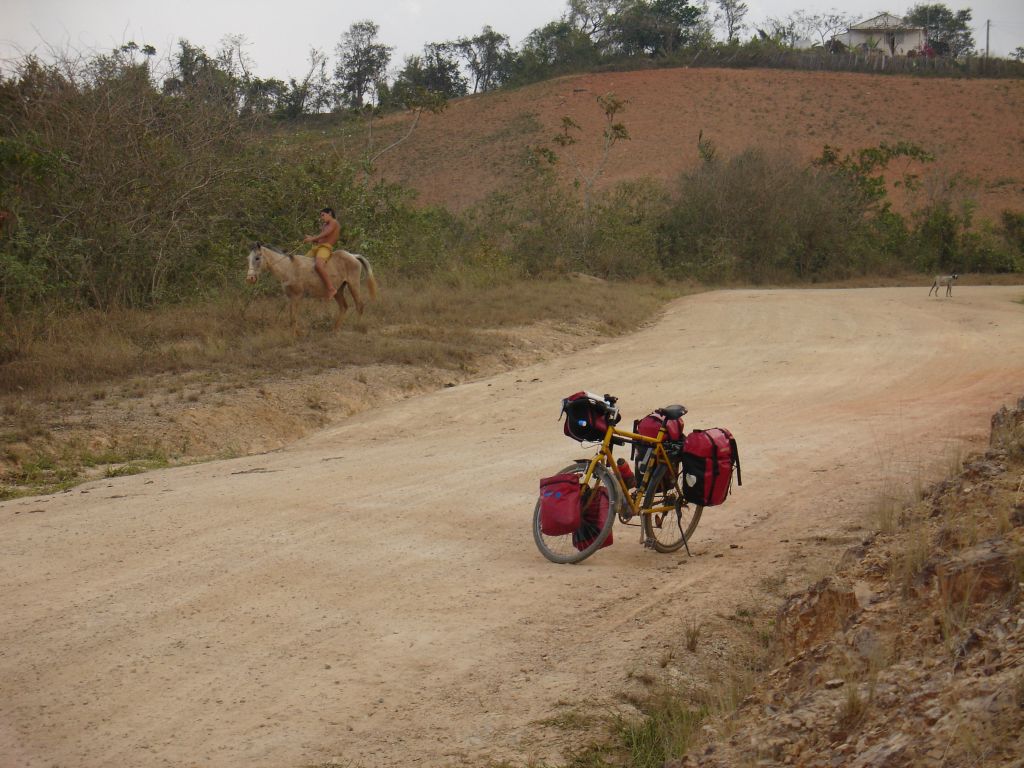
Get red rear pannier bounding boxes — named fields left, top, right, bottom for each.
left=680, top=428, right=741, bottom=506
left=538, top=474, right=582, bottom=535
left=633, top=408, right=686, bottom=490
left=635, top=411, right=685, bottom=442
left=572, top=486, right=613, bottom=551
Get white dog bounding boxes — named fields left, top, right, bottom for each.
left=928, top=273, right=958, bottom=297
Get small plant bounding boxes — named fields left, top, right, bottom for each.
left=834, top=681, right=868, bottom=735
left=697, top=129, right=717, bottom=163
left=938, top=575, right=978, bottom=657
left=946, top=442, right=967, bottom=475
left=617, top=692, right=707, bottom=768
left=685, top=621, right=701, bottom=652
left=891, top=521, right=932, bottom=597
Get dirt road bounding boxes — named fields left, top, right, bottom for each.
left=2, top=287, right=1022, bottom=767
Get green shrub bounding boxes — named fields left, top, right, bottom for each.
left=586, top=179, right=670, bottom=279
left=658, top=148, right=883, bottom=283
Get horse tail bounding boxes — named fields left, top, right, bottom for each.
left=355, top=254, right=379, bottom=301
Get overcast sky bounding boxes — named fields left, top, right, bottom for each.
left=3, top=0, right=1022, bottom=79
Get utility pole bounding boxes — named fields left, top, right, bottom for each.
left=984, top=19, right=990, bottom=73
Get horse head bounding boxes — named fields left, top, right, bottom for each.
left=246, top=242, right=263, bottom=284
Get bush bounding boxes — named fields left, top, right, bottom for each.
left=657, top=148, right=884, bottom=283
left=911, top=199, right=970, bottom=273
left=586, top=179, right=671, bottom=279
left=463, top=148, right=580, bottom=276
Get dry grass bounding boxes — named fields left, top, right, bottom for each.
left=0, top=277, right=682, bottom=396
left=0, top=277, right=690, bottom=498
left=684, top=621, right=701, bottom=652
left=616, top=691, right=707, bottom=768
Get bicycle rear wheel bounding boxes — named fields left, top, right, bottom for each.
left=533, top=462, right=619, bottom=564
left=641, top=463, right=702, bottom=553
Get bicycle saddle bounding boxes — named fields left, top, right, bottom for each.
left=659, top=404, right=688, bottom=419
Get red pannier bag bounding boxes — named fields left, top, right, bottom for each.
left=572, top=486, right=613, bottom=551
left=538, top=474, right=582, bottom=536
left=633, top=406, right=687, bottom=490
left=560, top=391, right=618, bottom=442
left=680, top=428, right=741, bottom=506
left=634, top=410, right=685, bottom=443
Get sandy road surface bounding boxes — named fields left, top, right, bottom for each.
left=2, top=288, right=1023, bottom=767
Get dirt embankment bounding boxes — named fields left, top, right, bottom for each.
left=680, top=397, right=1024, bottom=768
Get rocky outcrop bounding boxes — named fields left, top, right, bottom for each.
left=776, top=578, right=860, bottom=657
left=680, top=397, right=1024, bottom=768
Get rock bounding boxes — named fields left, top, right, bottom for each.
left=776, top=578, right=860, bottom=656
left=850, top=732, right=912, bottom=767
left=934, top=540, right=1015, bottom=606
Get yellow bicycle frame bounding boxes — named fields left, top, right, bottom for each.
left=577, top=423, right=679, bottom=519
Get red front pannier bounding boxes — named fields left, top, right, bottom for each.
left=680, top=428, right=741, bottom=506
left=538, top=474, right=582, bottom=535
left=573, top=487, right=613, bottom=551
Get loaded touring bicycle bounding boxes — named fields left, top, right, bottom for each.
left=533, top=392, right=741, bottom=564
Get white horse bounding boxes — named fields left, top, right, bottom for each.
left=928, top=273, right=958, bottom=297
left=246, top=243, right=379, bottom=332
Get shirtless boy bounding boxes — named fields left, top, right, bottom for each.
left=303, top=207, right=341, bottom=299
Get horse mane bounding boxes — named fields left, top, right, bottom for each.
left=258, top=242, right=298, bottom=260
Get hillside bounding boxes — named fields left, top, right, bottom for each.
left=369, top=67, right=1024, bottom=221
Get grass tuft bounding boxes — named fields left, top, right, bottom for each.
left=617, top=692, right=707, bottom=768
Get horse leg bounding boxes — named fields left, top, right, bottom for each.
left=333, top=284, right=349, bottom=331
left=290, top=296, right=302, bottom=336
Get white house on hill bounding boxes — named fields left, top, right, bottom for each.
left=836, top=13, right=927, bottom=56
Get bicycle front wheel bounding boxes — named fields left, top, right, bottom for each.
left=533, top=462, right=619, bottom=564
left=641, top=463, right=703, bottom=553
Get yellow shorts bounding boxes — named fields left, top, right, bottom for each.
left=309, top=244, right=332, bottom=261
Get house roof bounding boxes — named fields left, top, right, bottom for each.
left=849, top=13, right=923, bottom=31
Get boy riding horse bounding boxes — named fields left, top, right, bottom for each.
left=303, top=207, right=341, bottom=299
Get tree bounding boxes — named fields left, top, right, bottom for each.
left=275, top=49, right=331, bottom=118
left=759, top=16, right=802, bottom=47
left=567, top=0, right=621, bottom=40
left=518, top=20, right=600, bottom=76
left=394, top=43, right=467, bottom=99
left=364, top=85, right=448, bottom=170
left=552, top=91, right=630, bottom=211
left=217, top=34, right=290, bottom=116
left=611, top=0, right=704, bottom=56
left=1013, top=46, right=1024, bottom=62
left=715, top=0, right=749, bottom=43
left=905, top=4, right=975, bottom=58
left=801, top=11, right=856, bottom=48
left=334, top=20, right=393, bottom=109
left=454, top=27, right=515, bottom=93
left=164, top=40, right=231, bottom=98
